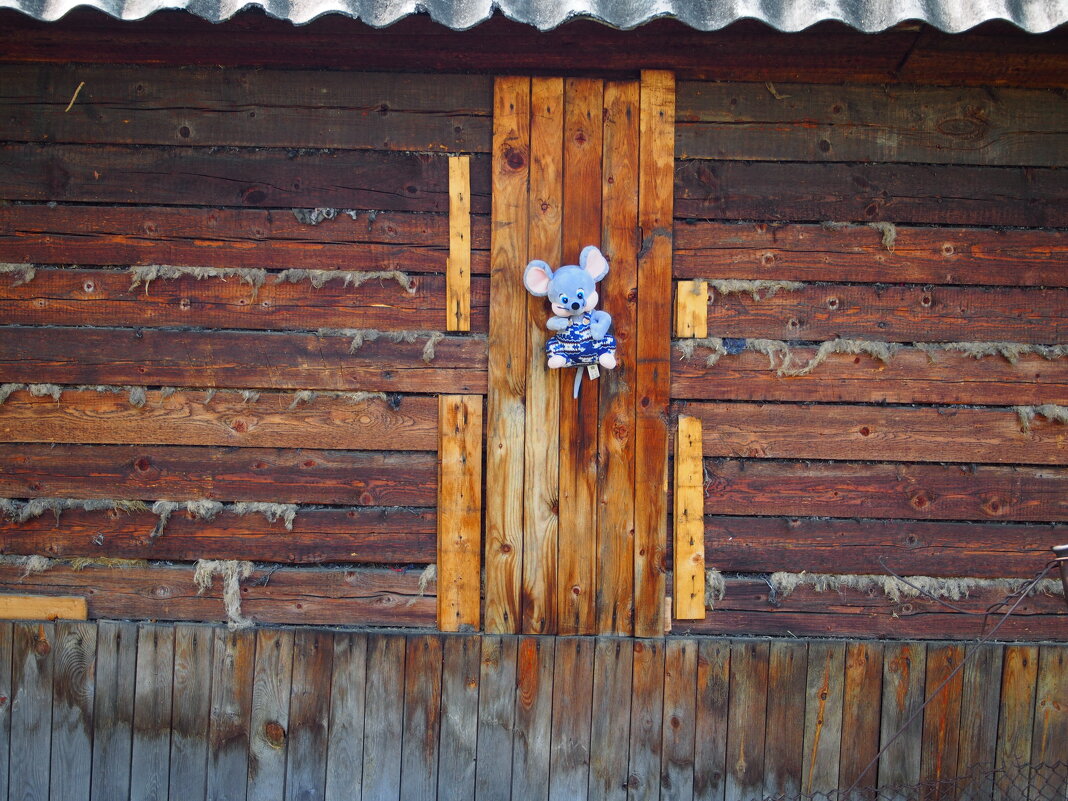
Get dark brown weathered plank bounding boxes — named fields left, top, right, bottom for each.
left=724, top=640, right=769, bottom=801
left=90, top=621, right=137, bottom=801
left=800, top=642, right=845, bottom=797
left=286, top=629, right=333, bottom=801
left=511, top=636, right=554, bottom=801
left=437, top=635, right=480, bottom=801
left=548, top=637, right=594, bottom=801
left=325, top=633, right=367, bottom=801
left=49, top=621, right=96, bottom=801
left=362, top=634, right=405, bottom=801
left=247, top=628, right=294, bottom=801
left=878, top=642, right=927, bottom=790
left=994, top=645, right=1038, bottom=801
left=628, top=639, right=666, bottom=801
left=168, top=624, right=213, bottom=801
left=954, top=644, right=1003, bottom=798
left=400, top=636, right=443, bottom=801
left=660, top=639, right=698, bottom=801
left=0, top=622, right=10, bottom=801
left=674, top=160, right=1067, bottom=227
left=207, top=627, right=256, bottom=801
left=763, top=640, right=808, bottom=799
left=919, top=644, right=964, bottom=797
left=474, top=636, right=517, bottom=801
left=0, top=144, right=490, bottom=214
left=1030, top=646, right=1068, bottom=800
left=588, top=638, right=633, bottom=801
left=10, top=622, right=53, bottom=801
left=692, top=640, right=730, bottom=801
left=838, top=642, right=884, bottom=801
left=131, top=623, right=175, bottom=801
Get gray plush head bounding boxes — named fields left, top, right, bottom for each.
left=523, top=245, right=609, bottom=317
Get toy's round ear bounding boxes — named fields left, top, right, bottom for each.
left=524, top=260, right=554, bottom=296
left=579, top=245, right=609, bottom=282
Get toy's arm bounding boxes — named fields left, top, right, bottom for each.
left=589, top=310, right=613, bottom=340
left=546, top=316, right=570, bottom=331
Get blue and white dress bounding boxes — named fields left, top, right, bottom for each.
left=545, top=313, right=616, bottom=367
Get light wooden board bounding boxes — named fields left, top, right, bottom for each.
left=801, top=642, right=845, bottom=796
left=674, top=280, right=708, bottom=338
left=448, top=155, right=472, bottom=332
left=247, top=628, right=294, bottom=801
left=673, top=416, right=705, bottom=620
left=994, top=645, right=1038, bottom=801
left=169, top=624, right=214, bottom=801
left=0, top=594, right=86, bottom=621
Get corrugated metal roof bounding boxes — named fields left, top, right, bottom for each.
left=3, top=0, right=1066, bottom=32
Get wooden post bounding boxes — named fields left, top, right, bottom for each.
left=437, top=394, right=483, bottom=632
left=447, top=155, right=471, bottom=332
left=673, top=415, right=705, bottom=620
left=674, top=279, right=708, bottom=338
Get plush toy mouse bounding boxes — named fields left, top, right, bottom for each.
left=524, top=245, right=617, bottom=397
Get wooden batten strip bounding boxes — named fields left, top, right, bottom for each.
left=485, top=76, right=531, bottom=634
left=673, top=415, right=705, bottom=620
left=447, top=155, right=472, bottom=332
left=674, top=279, right=708, bottom=338
left=0, top=595, right=87, bottom=621
left=437, top=395, right=483, bottom=632
left=634, top=69, right=675, bottom=637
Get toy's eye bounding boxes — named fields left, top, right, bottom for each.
left=576, top=290, right=585, bottom=300
left=559, top=295, right=568, bottom=305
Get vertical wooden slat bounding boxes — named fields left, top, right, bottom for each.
left=485, top=75, right=530, bottom=635
left=522, top=75, right=564, bottom=636
left=437, top=394, right=484, bottom=632
left=661, top=639, right=698, bottom=801
left=994, top=645, right=1038, bottom=801
left=49, top=621, right=96, bottom=801
left=628, top=639, right=666, bottom=801
left=206, top=627, right=256, bottom=801
left=1029, top=645, right=1068, bottom=801
left=839, top=642, right=884, bottom=800
left=131, top=623, right=175, bottom=801
left=285, top=630, right=333, bottom=801
left=400, top=635, right=443, bottom=801
left=725, top=640, right=769, bottom=801
left=325, top=633, right=367, bottom=801
left=511, top=636, right=555, bottom=800
left=919, top=643, right=964, bottom=797
left=588, top=638, right=634, bottom=801
left=673, top=415, right=705, bottom=620
left=557, top=77, right=604, bottom=636
left=955, top=643, right=1003, bottom=799
left=674, top=280, right=708, bottom=338
left=362, top=634, right=406, bottom=801
left=447, top=154, right=472, bottom=332
left=438, top=635, right=481, bottom=801
left=801, top=642, right=845, bottom=797
left=91, top=621, right=137, bottom=801
left=597, top=78, right=640, bottom=637
left=693, top=641, right=730, bottom=801
left=634, top=69, right=675, bottom=638
left=169, top=624, right=213, bottom=801
left=0, top=622, right=10, bottom=801
left=548, top=637, right=595, bottom=801
left=764, top=640, right=808, bottom=799
left=11, top=622, right=53, bottom=800
left=474, top=636, right=517, bottom=801
left=878, top=642, right=927, bottom=790
left=248, top=628, right=294, bottom=801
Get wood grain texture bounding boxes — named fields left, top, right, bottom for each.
left=547, top=636, right=594, bottom=801
left=954, top=644, right=1002, bottom=796
left=325, top=633, right=367, bottom=801
left=692, top=640, right=730, bottom=801
left=400, top=635, right=443, bottom=801
left=587, top=638, right=633, bottom=801
left=437, top=635, right=480, bottom=801
left=919, top=643, right=964, bottom=793
left=448, top=155, right=472, bottom=331
left=484, top=76, right=529, bottom=634
left=10, top=622, right=54, bottom=801
left=724, top=640, right=769, bottom=801
left=838, top=642, right=884, bottom=801
left=800, top=642, right=845, bottom=797
left=1029, top=646, right=1068, bottom=799
left=0, top=595, right=86, bottom=620
left=878, top=642, right=927, bottom=790
left=660, top=639, right=698, bottom=801
left=673, top=280, right=707, bottom=338
left=90, top=621, right=137, bottom=801
left=0, top=622, right=9, bottom=801
left=361, top=634, right=405, bottom=801
left=247, top=628, right=294, bottom=801
left=673, top=416, right=705, bottom=621
left=511, top=637, right=554, bottom=801
left=285, top=630, right=333, bottom=801
left=206, top=627, right=255, bottom=801
left=627, top=639, right=666, bottom=801
left=763, top=640, right=807, bottom=800
left=131, top=623, right=175, bottom=801
left=48, top=621, right=96, bottom=801
left=474, top=636, right=517, bottom=801
left=168, top=624, right=213, bottom=801
left=994, top=645, right=1038, bottom=801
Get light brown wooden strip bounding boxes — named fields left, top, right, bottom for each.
left=673, top=416, right=705, bottom=621
left=634, top=69, right=675, bottom=638
left=437, top=395, right=483, bottom=632
left=674, top=280, right=708, bottom=338
left=484, top=76, right=530, bottom=634
left=0, top=594, right=86, bottom=621
left=448, top=155, right=472, bottom=332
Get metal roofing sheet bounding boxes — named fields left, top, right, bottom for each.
left=2, top=0, right=1066, bottom=33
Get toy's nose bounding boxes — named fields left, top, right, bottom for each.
left=570, top=301, right=581, bottom=310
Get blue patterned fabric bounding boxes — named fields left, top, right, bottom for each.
left=545, top=313, right=616, bottom=366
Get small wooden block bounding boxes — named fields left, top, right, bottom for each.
left=674, top=415, right=706, bottom=620
left=674, top=279, right=708, bottom=338
left=0, top=594, right=87, bottom=620
left=447, top=155, right=472, bottom=332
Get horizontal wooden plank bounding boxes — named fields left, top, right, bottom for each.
left=0, top=204, right=491, bottom=274
left=0, top=144, right=491, bottom=214
left=702, top=284, right=1067, bottom=345
left=0, top=507, right=435, bottom=564
left=671, top=344, right=1068, bottom=406
left=1, top=64, right=492, bottom=152
left=701, top=460, right=1068, bottom=522
left=0, top=562, right=436, bottom=627
left=704, top=516, right=1065, bottom=578
left=676, top=81, right=1068, bottom=167
left=683, top=401, right=1066, bottom=465
left=672, top=222, right=1068, bottom=287
left=0, top=389, right=438, bottom=451
left=674, top=161, right=1067, bottom=227
left=0, top=443, right=437, bottom=506
left=0, top=326, right=488, bottom=395
left=0, top=594, right=87, bottom=621
left=0, top=268, right=490, bottom=334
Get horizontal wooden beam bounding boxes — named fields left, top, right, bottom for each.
left=0, top=594, right=87, bottom=621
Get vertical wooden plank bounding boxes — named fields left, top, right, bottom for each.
left=247, top=628, right=294, bottom=801
left=49, top=621, right=95, bottom=801
left=839, top=642, right=884, bottom=800
left=400, top=635, right=443, bottom=801
left=801, top=642, right=845, bottom=797
left=955, top=643, right=1003, bottom=800
left=673, top=416, right=705, bottom=621
left=597, top=79, right=640, bottom=636
left=485, top=75, right=530, bottom=635
left=91, top=621, right=137, bottom=801
left=674, top=280, right=708, bottom=338
left=448, top=154, right=472, bottom=332
left=878, top=642, right=927, bottom=791
left=919, top=643, right=964, bottom=797
left=10, top=622, right=53, bottom=801
left=588, top=638, right=634, bottom=801
left=286, top=630, right=334, bottom=801
left=724, top=640, right=769, bottom=801
left=994, top=645, right=1038, bottom=801
left=169, top=624, right=214, bottom=801
left=548, top=637, right=595, bottom=801
left=557, top=77, right=604, bottom=636
left=438, top=635, right=480, bottom=801
left=0, top=622, right=10, bottom=801
left=764, top=641, right=808, bottom=800
left=131, top=623, right=175, bottom=801
left=693, top=641, right=730, bottom=801
left=661, top=639, right=698, bottom=801
left=362, top=634, right=406, bottom=801
left=634, top=69, right=675, bottom=638
left=1030, top=646, right=1068, bottom=801
left=325, top=633, right=367, bottom=801
left=438, top=394, right=484, bottom=632
left=474, top=636, right=517, bottom=801
left=206, top=627, right=256, bottom=801
left=522, top=75, right=564, bottom=636
left=511, top=636, right=555, bottom=801
left=627, top=639, right=666, bottom=801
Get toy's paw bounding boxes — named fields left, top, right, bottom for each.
left=599, top=352, right=617, bottom=369
left=547, top=355, right=568, bottom=369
